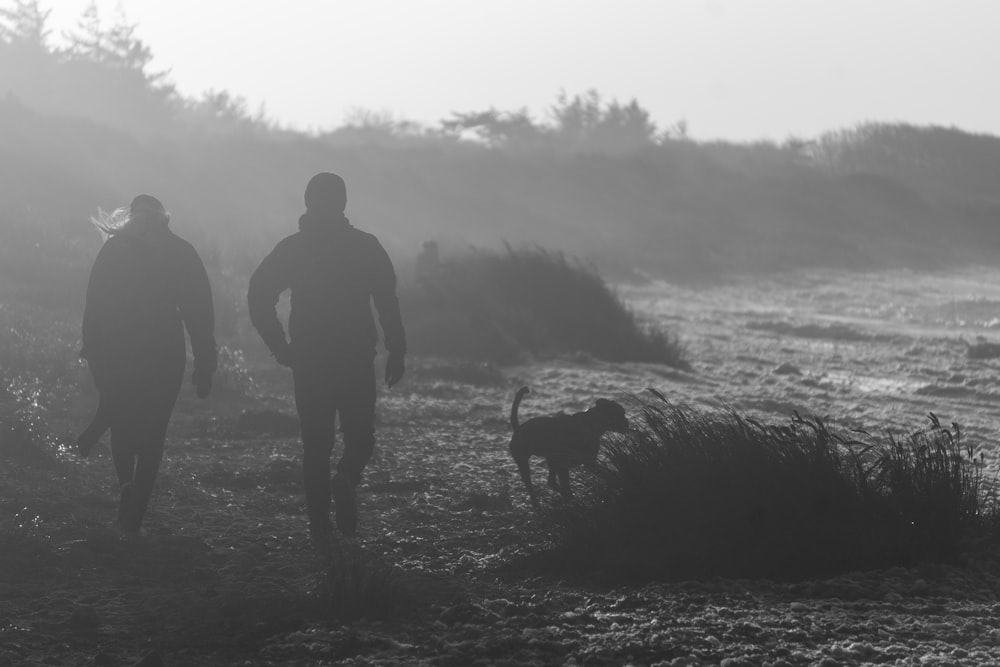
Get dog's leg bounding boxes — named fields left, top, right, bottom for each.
left=513, top=452, right=540, bottom=509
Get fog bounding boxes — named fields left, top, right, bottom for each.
left=6, top=3, right=1000, bottom=665
left=4, top=2, right=1000, bottom=311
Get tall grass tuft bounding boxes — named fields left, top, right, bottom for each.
left=403, top=244, right=686, bottom=367
left=316, top=549, right=411, bottom=623
left=547, top=394, right=998, bottom=581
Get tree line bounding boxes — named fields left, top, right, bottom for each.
left=3, top=0, right=1000, bottom=286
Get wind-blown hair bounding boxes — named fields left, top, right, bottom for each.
left=90, top=201, right=171, bottom=240
left=90, top=206, right=131, bottom=240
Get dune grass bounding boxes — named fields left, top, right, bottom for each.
left=544, top=393, right=999, bottom=581
left=402, top=245, right=687, bottom=367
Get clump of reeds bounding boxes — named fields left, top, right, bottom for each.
left=402, top=244, right=687, bottom=367
left=546, top=392, right=998, bottom=581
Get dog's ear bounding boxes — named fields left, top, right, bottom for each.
left=595, top=399, right=629, bottom=431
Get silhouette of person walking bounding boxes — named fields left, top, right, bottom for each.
left=79, top=195, right=217, bottom=537
left=248, top=172, right=406, bottom=544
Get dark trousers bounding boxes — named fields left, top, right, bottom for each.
left=292, top=352, right=376, bottom=525
left=96, top=354, right=184, bottom=528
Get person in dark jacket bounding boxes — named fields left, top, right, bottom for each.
left=248, top=172, right=406, bottom=544
left=80, top=194, right=217, bottom=537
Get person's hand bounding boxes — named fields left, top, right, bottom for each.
left=384, top=351, right=405, bottom=388
left=192, top=367, right=213, bottom=399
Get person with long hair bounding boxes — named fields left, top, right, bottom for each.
left=79, top=194, right=217, bottom=537
left=248, top=172, right=406, bottom=547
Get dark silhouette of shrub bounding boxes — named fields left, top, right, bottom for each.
left=402, top=245, right=686, bottom=367
left=545, top=394, right=998, bottom=581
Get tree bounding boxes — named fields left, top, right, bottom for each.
left=61, top=0, right=102, bottom=60
left=63, top=2, right=167, bottom=83
left=549, top=90, right=659, bottom=153
left=0, top=0, right=56, bottom=105
left=103, top=7, right=163, bottom=81
left=0, top=0, right=51, bottom=50
left=57, top=2, right=177, bottom=133
left=442, top=108, right=544, bottom=148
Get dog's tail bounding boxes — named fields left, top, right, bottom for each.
left=510, top=386, right=529, bottom=431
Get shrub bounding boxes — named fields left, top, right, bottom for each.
left=402, top=245, right=687, bottom=367
left=546, top=394, right=998, bottom=581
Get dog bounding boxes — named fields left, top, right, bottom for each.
left=508, top=386, right=628, bottom=508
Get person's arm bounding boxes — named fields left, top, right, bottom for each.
left=369, top=238, right=406, bottom=386
left=178, top=243, right=218, bottom=397
left=248, top=240, right=294, bottom=365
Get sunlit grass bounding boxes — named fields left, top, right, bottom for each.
left=0, top=303, right=85, bottom=410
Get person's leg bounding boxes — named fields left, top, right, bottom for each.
left=330, top=355, right=376, bottom=536
left=102, top=373, right=136, bottom=486
left=127, top=418, right=169, bottom=531
left=117, top=358, right=183, bottom=534
left=335, top=356, right=376, bottom=485
left=109, top=414, right=140, bottom=533
left=293, top=366, right=338, bottom=534
left=109, top=424, right=137, bottom=486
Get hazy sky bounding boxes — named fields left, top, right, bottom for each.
left=46, top=0, right=998, bottom=141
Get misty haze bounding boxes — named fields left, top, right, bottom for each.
left=3, top=1, right=1000, bottom=666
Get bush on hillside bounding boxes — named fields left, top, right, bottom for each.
left=543, top=394, right=998, bottom=581
left=401, top=244, right=686, bottom=367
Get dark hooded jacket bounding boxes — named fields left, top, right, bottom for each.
left=81, top=224, right=217, bottom=380
left=247, top=213, right=406, bottom=362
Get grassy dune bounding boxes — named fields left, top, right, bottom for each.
left=402, top=245, right=686, bottom=366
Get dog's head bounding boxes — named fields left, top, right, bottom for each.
left=591, top=398, right=629, bottom=433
